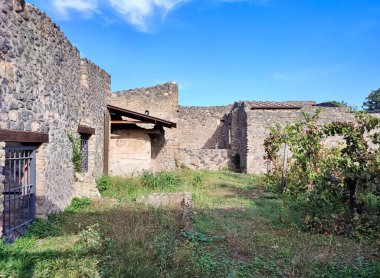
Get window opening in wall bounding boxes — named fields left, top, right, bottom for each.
left=2, top=146, right=36, bottom=243
left=80, top=134, right=90, bottom=173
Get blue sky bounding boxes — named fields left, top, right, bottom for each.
left=28, top=0, right=380, bottom=107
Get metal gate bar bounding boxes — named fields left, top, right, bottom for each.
left=2, top=146, right=36, bottom=242
left=80, top=134, right=89, bottom=172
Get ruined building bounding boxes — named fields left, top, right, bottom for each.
left=0, top=0, right=355, bottom=240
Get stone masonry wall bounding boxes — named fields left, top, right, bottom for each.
left=110, top=82, right=179, bottom=171
left=0, top=0, right=110, bottom=221
left=245, top=105, right=355, bottom=174
left=177, top=105, right=235, bottom=171
left=178, top=106, right=232, bottom=149
left=178, top=149, right=232, bottom=171
left=80, top=58, right=110, bottom=176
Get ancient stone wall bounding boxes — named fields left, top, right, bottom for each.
left=109, top=129, right=151, bottom=176
left=177, top=105, right=234, bottom=171
left=0, top=141, right=5, bottom=235
left=178, top=106, right=232, bottom=149
left=110, top=82, right=179, bottom=171
left=245, top=105, right=354, bottom=174
left=80, top=59, right=110, bottom=176
left=111, top=82, right=178, bottom=120
left=178, top=149, right=232, bottom=171
left=0, top=0, right=109, bottom=219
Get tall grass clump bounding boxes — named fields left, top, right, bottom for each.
left=141, top=171, right=182, bottom=191
left=96, top=175, right=141, bottom=200
left=96, top=171, right=187, bottom=200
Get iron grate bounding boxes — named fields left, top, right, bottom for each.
left=2, top=146, right=36, bottom=243
left=80, top=134, right=89, bottom=173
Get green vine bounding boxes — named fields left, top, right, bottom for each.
left=264, top=110, right=380, bottom=236
left=68, top=132, right=82, bottom=174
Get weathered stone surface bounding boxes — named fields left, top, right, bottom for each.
left=176, top=101, right=360, bottom=174
left=136, top=192, right=192, bottom=209
left=109, top=129, right=151, bottom=176
left=178, top=148, right=232, bottom=171
left=245, top=105, right=354, bottom=174
left=178, top=105, right=232, bottom=149
left=110, top=82, right=179, bottom=172
left=0, top=0, right=110, bottom=219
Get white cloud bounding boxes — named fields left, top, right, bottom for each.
left=49, top=0, right=266, bottom=31
left=107, top=0, right=187, bottom=31
left=52, top=0, right=99, bottom=18
left=51, top=0, right=186, bottom=31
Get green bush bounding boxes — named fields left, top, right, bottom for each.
left=74, top=224, right=103, bottom=253
left=96, top=176, right=112, bottom=193
left=27, top=215, right=60, bottom=238
left=65, top=197, right=92, bottom=212
left=264, top=111, right=380, bottom=237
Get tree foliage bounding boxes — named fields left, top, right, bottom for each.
left=363, top=88, right=380, bottom=111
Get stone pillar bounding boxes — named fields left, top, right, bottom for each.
left=35, top=144, right=47, bottom=219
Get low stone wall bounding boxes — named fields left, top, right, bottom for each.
left=136, top=192, right=193, bottom=231
left=136, top=192, right=191, bottom=209
left=179, top=148, right=232, bottom=171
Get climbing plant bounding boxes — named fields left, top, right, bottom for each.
left=264, top=111, right=380, bottom=236
left=68, top=132, right=82, bottom=174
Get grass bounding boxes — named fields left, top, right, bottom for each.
left=0, top=170, right=379, bottom=277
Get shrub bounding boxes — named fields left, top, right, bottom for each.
left=27, top=215, right=60, bottom=238
left=65, top=197, right=92, bottom=212
left=96, top=176, right=112, bottom=193
left=74, top=224, right=103, bottom=253
left=264, top=111, right=380, bottom=237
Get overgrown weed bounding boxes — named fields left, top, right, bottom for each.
left=1, top=170, right=378, bottom=277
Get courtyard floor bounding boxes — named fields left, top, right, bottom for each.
left=0, top=171, right=379, bottom=277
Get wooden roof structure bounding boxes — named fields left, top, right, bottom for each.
left=107, top=105, right=177, bottom=128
